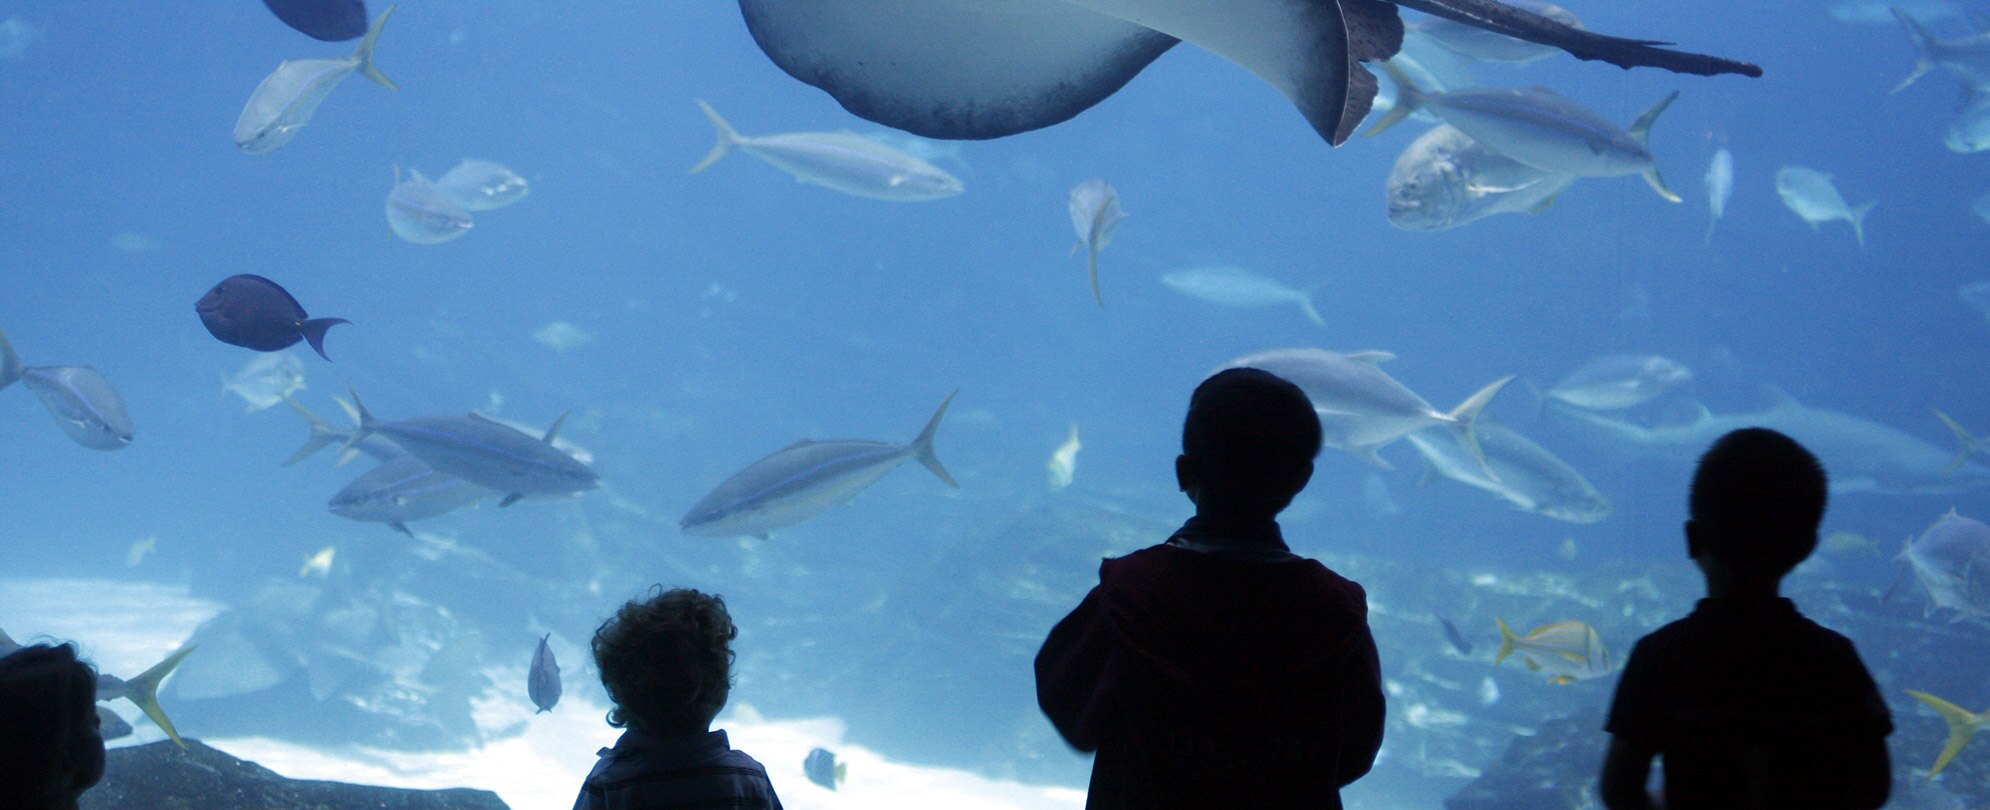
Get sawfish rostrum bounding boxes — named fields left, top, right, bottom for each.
left=734, top=0, right=1759, bottom=146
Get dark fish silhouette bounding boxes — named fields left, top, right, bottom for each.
left=1437, top=612, right=1474, bottom=656
left=261, top=0, right=368, bottom=42
left=196, top=274, right=349, bottom=361
left=803, top=747, right=846, bottom=791
left=528, top=634, right=561, bottom=713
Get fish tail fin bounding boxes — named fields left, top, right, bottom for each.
left=0, top=327, right=20, bottom=391
left=1299, top=292, right=1326, bottom=328
left=1086, top=245, right=1103, bottom=307
left=1906, top=689, right=1986, bottom=778
left=1362, top=62, right=1424, bottom=138
left=1627, top=92, right=1681, bottom=203
left=298, top=318, right=349, bottom=361
left=1493, top=618, right=1519, bottom=665
left=912, top=390, right=959, bottom=488
left=125, top=644, right=197, bottom=748
left=1848, top=200, right=1875, bottom=248
left=691, top=99, right=741, bottom=173
left=281, top=395, right=342, bottom=466
left=1934, top=408, right=1983, bottom=475
left=1891, top=9, right=1938, bottom=95
left=1703, top=217, right=1717, bottom=246
left=353, top=4, right=399, bottom=92
left=335, top=386, right=378, bottom=457
left=1446, top=375, right=1515, bottom=481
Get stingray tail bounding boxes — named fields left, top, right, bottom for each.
left=691, top=100, right=742, bottom=173
left=125, top=644, right=198, bottom=749
left=912, top=391, right=959, bottom=488
left=1363, top=62, right=1425, bottom=137
left=354, top=4, right=399, bottom=92
left=1905, top=689, right=1986, bottom=778
left=1628, top=92, right=1682, bottom=203
left=0, top=327, right=21, bottom=391
left=1891, top=9, right=1939, bottom=95
left=1447, top=375, right=1515, bottom=482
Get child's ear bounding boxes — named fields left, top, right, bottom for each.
left=1683, top=520, right=1704, bottom=558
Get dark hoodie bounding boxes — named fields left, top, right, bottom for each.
left=1036, top=517, right=1385, bottom=810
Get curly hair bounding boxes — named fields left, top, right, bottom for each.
left=0, top=642, right=104, bottom=810
left=1690, top=427, right=1828, bottom=575
left=592, top=587, right=737, bottom=736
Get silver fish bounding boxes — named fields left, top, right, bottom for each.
left=1893, top=9, right=1990, bottom=95
left=385, top=168, right=474, bottom=245
left=1375, top=32, right=1479, bottom=124
left=233, top=5, right=398, bottom=154
left=1161, top=265, right=1323, bottom=327
left=1543, top=354, right=1691, bottom=411
left=434, top=159, right=529, bottom=211
left=1069, top=179, right=1124, bottom=307
left=1550, top=390, right=1990, bottom=496
left=1704, top=148, right=1733, bottom=243
left=1945, top=92, right=1990, bottom=153
left=223, top=351, right=305, bottom=413
left=0, top=331, right=132, bottom=450
left=1369, top=63, right=1681, bottom=202
left=1405, top=420, right=1611, bottom=524
left=1900, top=509, right=1990, bottom=619
left=1407, top=0, right=1584, bottom=64
left=1223, top=348, right=1511, bottom=473
left=689, top=100, right=964, bottom=202
left=1775, top=166, right=1872, bottom=247
left=528, top=634, right=561, bottom=713
left=342, top=390, right=599, bottom=506
left=328, top=455, right=490, bottom=535
left=281, top=395, right=406, bottom=466
left=1386, top=123, right=1576, bottom=231
left=681, top=392, right=958, bottom=539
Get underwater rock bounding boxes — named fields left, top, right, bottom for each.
left=82, top=738, right=509, bottom=809
left=1443, top=708, right=1604, bottom=810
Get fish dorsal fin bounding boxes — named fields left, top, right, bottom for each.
left=784, top=439, right=824, bottom=451
left=541, top=412, right=569, bottom=444
left=1626, top=91, right=1680, bottom=146
left=1761, top=385, right=1799, bottom=410
left=1349, top=350, right=1397, bottom=364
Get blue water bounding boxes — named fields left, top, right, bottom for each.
left=3, top=0, right=1987, bottom=806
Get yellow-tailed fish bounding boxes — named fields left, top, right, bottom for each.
left=1906, top=690, right=1989, bottom=777
left=1494, top=617, right=1611, bottom=684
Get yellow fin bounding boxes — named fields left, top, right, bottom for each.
left=125, top=644, right=198, bottom=748
left=1907, top=689, right=1987, bottom=777
left=1493, top=617, right=1519, bottom=665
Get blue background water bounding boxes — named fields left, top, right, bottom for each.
left=2, top=0, right=1987, bottom=805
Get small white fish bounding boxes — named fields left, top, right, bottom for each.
left=1047, top=424, right=1081, bottom=490
left=385, top=168, right=474, bottom=244
left=233, top=5, right=398, bottom=155
left=533, top=321, right=593, bottom=352
left=1703, top=148, right=1733, bottom=244
left=126, top=536, right=157, bottom=568
left=689, top=100, right=964, bottom=202
left=1775, top=166, right=1873, bottom=247
left=299, top=545, right=336, bottom=578
left=435, top=159, right=529, bottom=211
left=1161, top=265, right=1324, bottom=327
left=1068, top=179, right=1124, bottom=307
left=222, top=351, right=305, bottom=413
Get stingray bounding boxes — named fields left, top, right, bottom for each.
left=735, top=0, right=1762, bottom=146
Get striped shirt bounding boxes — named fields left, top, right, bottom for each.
left=572, top=728, right=784, bottom=810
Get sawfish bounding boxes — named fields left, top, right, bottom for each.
left=733, top=0, right=1761, bottom=146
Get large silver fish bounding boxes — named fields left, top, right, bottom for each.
left=689, top=100, right=964, bottom=202
left=1369, top=63, right=1681, bottom=202
left=328, top=455, right=490, bottom=535
left=385, top=168, right=474, bottom=245
left=1406, top=0, right=1582, bottom=64
left=341, top=390, right=599, bottom=506
left=0, top=329, right=133, bottom=450
left=281, top=395, right=406, bottom=466
left=1543, top=354, right=1691, bottom=411
left=1550, top=390, right=1990, bottom=496
left=730, top=0, right=1758, bottom=148
left=1404, top=420, right=1611, bottom=523
left=1775, top=166, right=1872, bottom=247
left=1069, top=179, right=1124, bottom=306
left=1224, top=348, right=1511, bottom=473
left=233, top=5, right=398, bottom=154
left=1386, top=123, right=1576, bottom=231
left=681, top=392, right=958, bottom=539
left=1900, top=509, right=1990, bottom=619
